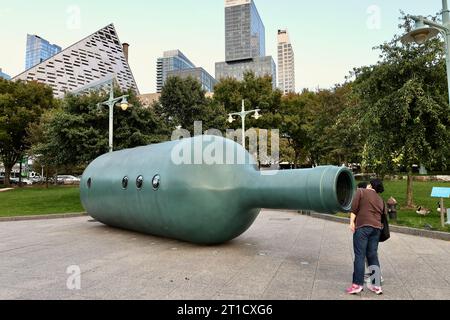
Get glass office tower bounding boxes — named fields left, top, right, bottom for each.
left=0, top=68, right=11, bottom=80
left=225, top=0, right=265, bottom=62
left=216, top=0, right=276, bottom=88
left=156, top=50, right=196, bottom=93
left=25, top=35, right=62, bottom=70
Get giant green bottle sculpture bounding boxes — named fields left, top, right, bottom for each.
left=80, top=135, right=355, bottom=245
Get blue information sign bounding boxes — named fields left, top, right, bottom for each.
left=431, top=188, right=450, bottom=198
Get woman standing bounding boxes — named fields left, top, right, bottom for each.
left=347, top=179, right=386, bottom=295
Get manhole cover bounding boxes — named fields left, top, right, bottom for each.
left=269, top=218, right=292, bottom=221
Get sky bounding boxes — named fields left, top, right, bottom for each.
left=0, top=0, right=443, bottom=93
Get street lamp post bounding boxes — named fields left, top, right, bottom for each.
left=228, top=100, right=261, bottom=146
left=401, top=0, right=450, bottom=107
left=73, top=75, right=132, bottom=153
left=99, top=86, right=130, bottom=153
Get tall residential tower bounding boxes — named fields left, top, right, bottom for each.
left=25, top=35, right=62, bottom=70
left=216, top=0, right=276, bottom=88
left=277, top=29, right=296, bottom=94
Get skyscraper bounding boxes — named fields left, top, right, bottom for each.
left=225, top=0, right=265, bottom=61
left=0, top=68, right=11, bottom=80
left=216, top=0, right=276, bottom=88
left=277, top=29, right=296, bottom=94
left=15, top=24, right=139, bottom=97
left=156, top=50, right=196, bottom=93
left=25, top=35, right=62, bottom=70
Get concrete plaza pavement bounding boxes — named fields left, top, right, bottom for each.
left=1, top=210, right=450, bottom=300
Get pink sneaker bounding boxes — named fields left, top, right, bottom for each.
left=367, top=284, right=383, bottom=295
left=346, top=284, right=364, bottom=294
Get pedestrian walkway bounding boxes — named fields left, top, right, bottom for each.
left=0, top=210, right=449, bottom=300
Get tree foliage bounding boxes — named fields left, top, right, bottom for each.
left=157, top=76, right=226, bottom=133
left=213, top=72, right=353, bottom=167
left=276, top=85, right=357, bottom=167
left=214, top=72, right=282, bottom=130
left=278, top=91, right=313, bottom=167
left=0, top=79, right=57, bottom=186
left=32, top=89, right=169, bottom=170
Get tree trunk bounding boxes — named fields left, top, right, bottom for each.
left=406, top=171, right=414, bottom=208
left=4, top=164, right=13, bottom=188
left=308, top=154, right=315, bottom=168
left=19, top=160, right=23, bottom=188
left=45, top=166, right=49, bottom=189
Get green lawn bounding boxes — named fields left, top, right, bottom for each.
left=339, top=180, right=450, bottom=232
left=0, top=186, right=84, bottom=217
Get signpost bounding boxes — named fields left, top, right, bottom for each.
left=431, top=188, right=450, bottom=227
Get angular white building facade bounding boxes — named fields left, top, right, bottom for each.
left=14, top=24, right=139, bottom=97
left=277, top=29, right=295, bottom=94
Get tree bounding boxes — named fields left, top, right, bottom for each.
left=0, top=80, right=56, bottom=187
left=27, top=109, right=64, bottom=186
left=351, top=15, right=450, bottom=207
left=213, top=72, right=284, bottom=164
left=279, top=91, right=314, bottom=168
left=32, top=89, right=169, bottom=170
left=200, top=98, right=227, bottom=132
left=214, top=71, right=282, bottom=130
left=277, top=85, right=356, bottom=168
left=312, top=83, right=362, bottom=166
left=156, top=76, right=225, bottom=133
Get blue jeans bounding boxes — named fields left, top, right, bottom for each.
left=353, top=227, right=381, bottom=286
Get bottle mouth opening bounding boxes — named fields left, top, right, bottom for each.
left=336, top=170, right=355, bottom=210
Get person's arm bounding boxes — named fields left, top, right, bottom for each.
left=349, top=213, right=356, bottom=233
left=349, top=189, right=361, bottom=233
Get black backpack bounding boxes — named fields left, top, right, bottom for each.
left=379, top=202, right=391, bottom=242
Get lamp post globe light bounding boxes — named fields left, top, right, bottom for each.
left=228, top=99, right=261, bottom=146
left=401, top=0, right=450, bottom=108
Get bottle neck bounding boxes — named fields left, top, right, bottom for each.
left=247, top=166, right=355, bottom=214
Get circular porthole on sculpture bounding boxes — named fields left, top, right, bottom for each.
left=122, top=176, right=129, bottom=189
left=152, top=175, right=161, bottom=190
left=136, top=176, right=144, bottom=190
